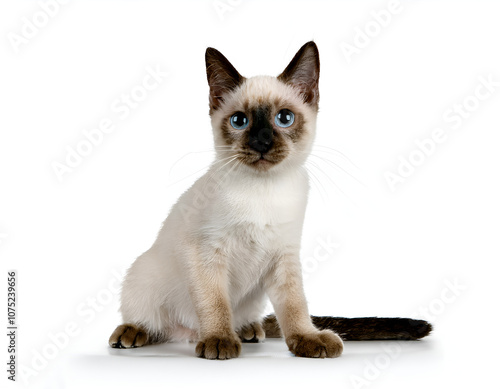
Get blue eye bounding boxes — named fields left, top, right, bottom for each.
left=275, top=109, right=295, bottom=128
left=230, top=112, right=249, bottom=130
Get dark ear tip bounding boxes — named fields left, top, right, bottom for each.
left=205, top=47, right=214, bottom=56
left=205, top=47, right=220, bottom=61
left=303, top=41, right=319, bottom=53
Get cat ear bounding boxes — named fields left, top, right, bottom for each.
left=278, top=41, right=320, bottom=106
left=205, top=47, right=245, bottom=112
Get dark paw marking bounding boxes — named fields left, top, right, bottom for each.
left=108, top=324, right=149, bottom=349
left=286, top=330, right=343, bottom=358
left=196, top=335, right=242, bottom=360
left=238, top=322, right=266, bottom=343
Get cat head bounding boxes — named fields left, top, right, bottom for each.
left=206, top=41, right=320, bottom=174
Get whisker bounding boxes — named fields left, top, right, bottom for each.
left=201, top=155, right=239, bottom=192
left=307, top=159, right=347, bottom=197
left=309, top=153, right=366, bottom=188
left=167, top=154, right=238, bottom=188
left=214, top=157, right=241, bottom=192
left=312, top=145, right=360, bottom=170
left=307, top=159, right=357, bottom=206
left=304, top=163, right=329, bottom=204
left=168, top=150, right=219, bottom=178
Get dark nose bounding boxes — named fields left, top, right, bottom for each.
left=249, top=127, right=273, bottom=153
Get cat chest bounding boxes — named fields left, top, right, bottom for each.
left=212, top=199, right=304, bottom=266
left=220, top=183, right=307, bottom=226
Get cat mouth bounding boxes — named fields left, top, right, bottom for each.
left=252, top=155, right=273, bottom=167
left=236, top=152, right=274, bottom=170
left=250, top=153, right=286, bottom=171
left=237, top=151, right=286, bottom=170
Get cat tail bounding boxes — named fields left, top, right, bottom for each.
left=262, top=315, right=432, bottom=340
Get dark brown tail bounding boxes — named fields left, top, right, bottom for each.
left=262, top=315, right=432, bottom=341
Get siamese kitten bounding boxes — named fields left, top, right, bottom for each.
left=109, top=42, right=431, bottom=359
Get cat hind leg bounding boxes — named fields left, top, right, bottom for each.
left=237, top=321, right=265, bottom=343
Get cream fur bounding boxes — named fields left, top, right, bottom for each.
left=118, top=74, right=331, bottom=346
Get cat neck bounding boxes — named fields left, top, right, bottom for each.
left=201, top=160, right=308, bottom=228
left=207, top=159, right=309, bottom=193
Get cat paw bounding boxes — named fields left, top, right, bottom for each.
left=286, top=330, right=343, bottom=358
left=238, top=322, right=266, bottom=343
left=196, top=334, right=242, bottom=360
left=108, top=324, right=149, bottom=349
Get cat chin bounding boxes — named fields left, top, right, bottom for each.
left=238, top=158, right=305, bottom=177
left=231, top=153, right=279, bottom=172
left=239, top=153, right=291, bottom=172
left=249, top=158, right=275, bottom=171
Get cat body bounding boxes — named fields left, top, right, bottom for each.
left=109, top=42, right=431, bottom=359
left=121, top=162, right=308, bottom=341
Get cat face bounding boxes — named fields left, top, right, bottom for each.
left=206, top=42, right=320, bottom=173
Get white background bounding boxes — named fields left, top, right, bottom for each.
left=1, top=0, right=499, bottom=388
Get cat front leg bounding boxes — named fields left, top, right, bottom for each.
left=264, top=252, right=343, bottom=358
left=189, top=251, right=241, bottom=360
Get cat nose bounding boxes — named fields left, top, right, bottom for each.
left=249, top=127, right=273, bottom=153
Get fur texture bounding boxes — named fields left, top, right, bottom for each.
left=108, top=42, right=431, bottom=359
